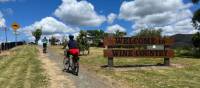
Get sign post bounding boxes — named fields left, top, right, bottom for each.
left=3, top=27, right=8, bottom=43
left=11, top=22, right=20, bottom=46
left=4, top=27, right=8, bottom=50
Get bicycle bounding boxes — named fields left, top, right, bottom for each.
left=43, top=43, right=47, bottom=53
left=63, top=53, right=79, bottom=76
left=43, top=47, right=47, bottom=53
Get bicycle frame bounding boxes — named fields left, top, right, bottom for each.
left=64, top=54, right=79, bottom=76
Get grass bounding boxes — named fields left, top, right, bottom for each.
left=0, top=45, right=48, bottom=88
left=51, top=46, right=200, bottom=88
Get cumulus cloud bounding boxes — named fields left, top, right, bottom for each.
left=119, top=0, right=195, bottom=35
left=106, top=24, right=126, bottom=33
left=1, top=8, right=13, bottom=16
left=0, top=0, right=15, bottom=3
left=159, top=19, right=197, bottom=35
left=54, top=0, right=106, bottom=26
left=107, top=13, right=117, bottom=24
left=20, top=17, right=79, bottom=42
left=21, top=17, right=79, bottom=35
left=0, top=11, right=6, bottom=27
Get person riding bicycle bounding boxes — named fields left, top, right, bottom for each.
left=65, top=35, right=79, bottom=61
left=42, top=37, right=48, bottom=53
left=63, top=35, right=80, bottom=75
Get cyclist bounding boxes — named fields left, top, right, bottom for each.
left=42, top=37, right=48, bottom=53
left=64, top=35, right=79, bottom=75
left=66, top=35, right=79, bottom=58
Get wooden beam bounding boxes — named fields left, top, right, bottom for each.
left=104, top=37, right=174, bottom=46
left=104, top=50, right=174, bottom=58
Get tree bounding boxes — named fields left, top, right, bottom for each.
left=77, top=30, right=90, bottom=55
left=32, top=28, right=42, bottom=44
left=87, top=30, right=104, bottom=47
left=192, top=32, right=200, bottom=48
left=192, top=0, right=199, bottom=4
left=62, top=35, right=68, bottom=49
left=115, top=30, right=126, bottom=37
left=192, top=9, right=200, bottom=30
left=49, top=36, right=59, bottom=45
left=192, top=0, right=200, bottom=30
left=135, top=28, right=162, bottom=37
left=191, top=0, right=200, bottom=57
left=50, top=36, right=56, bottom=45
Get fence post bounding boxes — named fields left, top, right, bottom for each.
left=164, top=58, right=170, bottom=66
left=108, top=57, right=113, bottom=67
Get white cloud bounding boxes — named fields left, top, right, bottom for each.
left=106, top=24, right=126, bottom=33
left=21, top=17, right=79, bottom=35
left=54, top=0, right=106, bottom=26
left=20, top=17, right=80, bottom=42
left=119, top=0, right=195, bottom=35
left=0, top=11, right=2, bottom=17
left=107, top=13, right=117, bottom=24
left=0, top=11, right=6, bottom=27
left=1, top=8, right=13, bottom=16
left=160, top=19, right=197, bottom=35
left=0, top=0, right=15, bottom=3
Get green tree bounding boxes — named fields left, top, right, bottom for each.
left=115, top=30, right=127, bottom=37
left=62, top=35, right=68, bottom=49
left=192, top=9, right=200, bottom=30
left=192, top=32, right=200, bottom=48
left=192, top=0, right=199, bottom=4
left=49, top=36, right=58, bottom=45
left=192, top=0, right=200, bottom=30
left=191, top=0, right=200, bottom=57
left=135, top=28, right=162, bottom=37
left=77, top=30, right=90, bottom=55
left=87, top=30, right=104, bottom=46
left=32, top=28, right=42, bottom=44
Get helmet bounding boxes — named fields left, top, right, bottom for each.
left=69, top=35, right=74, bottom=40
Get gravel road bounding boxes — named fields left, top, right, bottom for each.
left=46, top=47, right=114, bottom=88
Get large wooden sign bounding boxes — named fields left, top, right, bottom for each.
left=103, top=37, right=174, bottom=67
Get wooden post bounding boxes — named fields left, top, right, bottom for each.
left=164, top=58, right=170, bottom=66
left=108, top=57, right=113, bottom=67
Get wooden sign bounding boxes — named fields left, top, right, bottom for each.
left=104, top=37, right=174, bottom=46
left=104, top=50, right=174, bottom=58
left=103, top=37, right=174, bottom=67
left=11, top=22, right=20, bottom=31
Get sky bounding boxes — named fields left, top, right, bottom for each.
left=0, top=0, right=199, bottom=43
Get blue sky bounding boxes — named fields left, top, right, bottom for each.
left=0, top=0, right=199, bottom=42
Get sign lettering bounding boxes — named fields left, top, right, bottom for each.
left=104, top=50, right=174, bottom=57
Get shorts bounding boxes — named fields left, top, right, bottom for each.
left=67, top=49, right=79, bottom=57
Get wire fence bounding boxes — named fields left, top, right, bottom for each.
left=0, top=41, right=26, bottom=52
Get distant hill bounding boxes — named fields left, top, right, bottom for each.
left=170, top=34, right=193, bottom=48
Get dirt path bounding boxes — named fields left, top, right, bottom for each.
left=38, top=48, right=75, bottom=88
left=46, top=47, right=114, bottom=88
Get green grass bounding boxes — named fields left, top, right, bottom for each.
left=0, top=45, right=48, bottom=88
left=52, top=46, right=200, bottom=88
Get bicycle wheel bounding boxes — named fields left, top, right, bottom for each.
left=63, top=57, right=69, bottom=71
left=73, top=57, right=79, bottom=76
left=74, top=62, right=79, bottom=76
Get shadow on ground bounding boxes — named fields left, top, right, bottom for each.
left=101, top=63, right=169, bottom=68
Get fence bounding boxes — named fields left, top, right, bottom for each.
left=0, top=41, right=25, bottom=51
